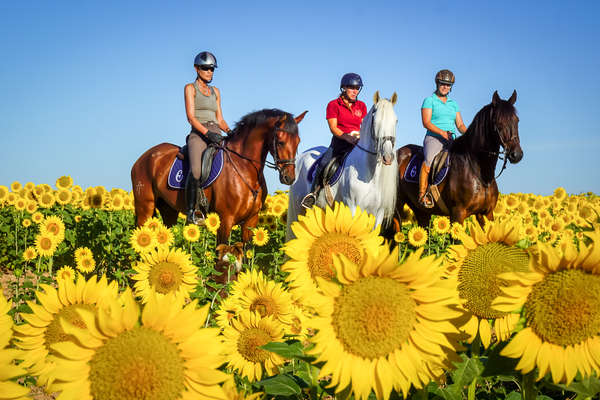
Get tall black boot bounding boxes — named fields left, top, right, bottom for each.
left=185, top=175, right=202, bottom=225
left=301, top=148, right=333, bottom=209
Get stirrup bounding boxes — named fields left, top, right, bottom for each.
left=301, top=193, right=316, bottom=209
left=418, top=192, right=434, bottom=209
left=186, top=210, right=206, bottom=226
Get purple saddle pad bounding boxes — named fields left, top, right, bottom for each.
left=307, top=152, right=350, bottom=186
left=404, top=152, right=450, bottom=186
left=167, top=149, right=224, bottom=190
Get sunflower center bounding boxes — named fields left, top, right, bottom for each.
left=525, top=269, right=600, bottom=346
left=149, top=262, right=183, bottom=294
left=237, top=327, right=272, bottom=363
left=332, top=277, right=416, bottom=359
left=44, top=304, right=96, bottom=352
left=250, top=297, right=277, bottom=318
left=307, top=233, right=362, bottom=281
left=138, top=234, right=152, bottom=247
left=458, top=243, right=529, bottom=319
left=89, top=327, right=185, bottom=400
left=40, top=237, right=53, bottom=251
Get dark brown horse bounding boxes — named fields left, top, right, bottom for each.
left=131, top=109, right=306, bottom=243
left=396, top=91, right=522, bottom=227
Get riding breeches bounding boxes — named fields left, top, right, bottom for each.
left=187, top=132, right=208, bottom=180
left=423, top=135, right=444, bottom=167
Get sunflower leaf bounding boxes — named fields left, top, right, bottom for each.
left=551, top=375, right=600, bottom=398
left=261, top=340, right=304, bottom=359
left=256, top=374, right=302, bottom=396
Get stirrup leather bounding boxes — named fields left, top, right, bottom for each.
left=418, top=191, right=434, bottom=208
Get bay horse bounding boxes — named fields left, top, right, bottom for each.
left=131, top=109, right=306, bottom=243
left=287, top=91, right=398, bottom=239
left=396, top=90, right=522, bottom=227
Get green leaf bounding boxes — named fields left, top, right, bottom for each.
left=553, top=376, right=600, bottom=398
left=261, top=341, right=304, bottom=359
left=256, top=374, right=301, bottom=396
left=505, top=391, right=522, bottom=400
left=451, top=353, right=484, bottom=388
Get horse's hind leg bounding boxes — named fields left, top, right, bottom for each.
left=156, top=198, right=180, bottom=228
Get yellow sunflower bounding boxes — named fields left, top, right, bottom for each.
left=23, top=247, right=37, bottom=261
left=37, top=192, right=56, bottom=208
left=56, top=266, right=75, bottom=282
left=308, top=247, right=464, bottom=400
left=237, top=278, right=294, bottom=325
left=55, top=189, right=72, bottom=205
left=445, top=219, right=529, bottom=349
left=282, top=202, right=384, bottom=307
left=21, top=218, right=31, bottom=228
left=216, top=295, right=242, bottom=330
left=553, top=186, right=567, bottom=202
left=76, top=256, right=96, bottom=274
left=40, top=215, right=65, bottom=242
left=492, top=230, right=600, bottom=384
left=55, top=175, right=73, bottom=190
left=132, top=247, right=198, bottom=303
left=0, top=185, right=8, bottom=203
left=143, top=216, right=164, bottom=232
left=26, top=200, right=38, bottom=214
left=10, top=181, right=22, bottom=192
left=230, top=268, right=266, bottom=299
left=129, top=226, right=157, bottom=254
left=34, top=233, right=58, bottom=257
left=407, top=226, right=428, bottom=247
left=433, top=216, right=451, bottom=235
left=222, top=377, right=262, bottom=400
left=222, top=310, right=285, bottom=382
left=183, top=224, right=201, bottom=242
left=155, top=225, right=175, bottom=248
left=14, top=275, right=120, bottom=385
left=450, top=222, right=465, bottom=240
left=252, top=227, right=269, bottom=246
left=206, top=212, right=221, bottom=234
left=0, top=291, right=30, bottom=400
left=74, top=246, right=92, bottom=262
left=393, top=231, right=405, bottom=243
left=48, top=290, right=229, bottom=400
left=14, top=197, right=27, bottom=211
left=31, top=211, right=44, bottom=224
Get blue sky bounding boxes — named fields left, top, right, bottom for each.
left=1, top=1, right=598, bottom=195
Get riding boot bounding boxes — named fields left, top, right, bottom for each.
left=185, top=175, right=203, bottom=225
left=418, top=163, right=434, bottom=208
left=301, top=148, right=333, bottom=209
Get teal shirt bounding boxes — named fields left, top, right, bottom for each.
left=421, top=94, right=460, bottom=140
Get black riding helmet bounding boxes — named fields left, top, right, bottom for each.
left=340, top=73, right=363, bottom=90
left=194, top=51, right=218, bottom=68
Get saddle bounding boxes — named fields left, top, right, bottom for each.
left=168, top=145, right=224, bottom=190
left=177, top=144, right=219, bottom=186
left=403, top=148, right=451, bottom=213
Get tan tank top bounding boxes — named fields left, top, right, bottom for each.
left=193, top=81, right=218, bottom=124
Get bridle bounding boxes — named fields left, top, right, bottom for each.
left=478, top=107, right=518, bottom=179
left=354, top=107, right=396, bottom=163
left=265, top=124, right=297, bottom=173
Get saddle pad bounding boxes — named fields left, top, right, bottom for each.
left=404, top=152, right=450, bottom=186
left=307, top=152, right=350, bottom=186
left=167, top=149, right=224, bottom=190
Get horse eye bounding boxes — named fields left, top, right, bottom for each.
left=277, top=141, right=284, bottom=147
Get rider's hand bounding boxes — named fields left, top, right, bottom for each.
left=341, top=133, right=359, bottom=146
left=205, top=130, right=223, bottom=144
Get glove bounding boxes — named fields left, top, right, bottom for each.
left=341, top=133, right=359, bottom=146
left=205, top=130, right=223, bottom=144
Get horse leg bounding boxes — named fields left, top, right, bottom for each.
left=156, top=198, right=180, bottom=228
left=475, top=210, right=495, bottom=228
left=216, top=215, right=235, bottom=245
left=451, top=207, right=468, bottom=225
left=133, top=188, right=155, bottom=227
left=241, top=214, right=259, bottom=244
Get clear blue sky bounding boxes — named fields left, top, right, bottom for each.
left=1, top=1, right=598, bottom=196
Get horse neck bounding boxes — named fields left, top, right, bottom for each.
left=227, top=126, right=270, bottom=167
left=460, top=107, right=500, bottom=185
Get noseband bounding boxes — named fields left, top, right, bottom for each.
left=354, top=109, right=396, bottom=162
left=265, top=126, right=297, bottom=173
left=480, top=108, right=518, bottom=179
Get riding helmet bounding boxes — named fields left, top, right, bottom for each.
left=194, top=51, right=218, bottom=68
left=340, top=73, right=363, bottom=89
left=435, top=69, right=455, bottom=85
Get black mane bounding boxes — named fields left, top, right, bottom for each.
left=230, top=108, right=298, bottom=137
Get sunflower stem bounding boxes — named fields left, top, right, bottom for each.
left=414, top=388, right=428, bottom=399
left=521, top=371, right=536, bottom=400
left=471, top=333, right=481, bottom=358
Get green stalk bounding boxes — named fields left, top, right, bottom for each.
left=521, top=371, right=536, bottom=400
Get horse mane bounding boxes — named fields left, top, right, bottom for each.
left=229, top=109, right=298, bottom=137
left=451, top=104, right=493, bottom=154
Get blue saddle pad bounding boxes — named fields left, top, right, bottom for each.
left=307, top=152, right=350, bottom=186
left=404, top=151, right=450, bottom=186
left=167, top=149, right=224, bottom=190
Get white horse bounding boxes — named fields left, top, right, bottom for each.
left=287, top=91, right=398, bottom=239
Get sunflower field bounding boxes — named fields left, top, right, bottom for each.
left=1, top=177, right=600, bottom=400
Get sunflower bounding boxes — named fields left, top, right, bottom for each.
left=230, top=269, right=266, bottom=299
left=270, top=200, right=287, bottom=218
left=10, top=181, right=22, bottom=192
left=23, top=247, right=37, bottom=261
left=222, top=310, right=285, bottom=382
left=445, top=219, right=529, bottom=348
left=206, top=212, right=221, bottom=234
left=132, top=247, right=198, bottom=303
left=14, top=197, right=27, bottom=211
left=47, top=290, right=229, bottom=400
left=215, top=295, right=242, bottom=330
left=0, top=185, right=8, bottom=202
left=155, top=226, right=175, bottom=248
left=40, top=215, right=65, bottom=242
left=222, top=377, right=262, bottom=400
left=31, top=211, right=44, bottom=224
left=55, top=189, right=72, bottom=205
left=37, top=192, right=56, bottom=208
left=433, top=216, right=451, bottom=235
left=252, top=227, right=269, bottom=246
left=74, top=246, right=92, bottom=262
left=393, top=231, right=405, bottom=243
left=21, top=218, right=31, bottom=228
left=56, top=266, right=75, bottom=282
left=0, top=291, right=30, bottom=400
left=553, top=186, right=567, bottom=202
left=14, top=275, right=120, bottom=385
left=492, top=230, right=600, bottom=384
left=34, top=233, right=58, bottom=257
left=407, top=226, right=428, bottom=247
left=282, top=202, right=384, bottom=306
left=183, top=224, right=201, bottom=242
left=308, top=247, right=464, bottom=400
left=143, top=216, right=163, bottom=232
left=129, top=226, right=157, bottom=254
left=76, top=256, right=96, bottom=274
left=55, top=175, right=73, bottom=190
left=110, top=194, right=124, bottom=210
left=237, top=278, right=294, bottom=325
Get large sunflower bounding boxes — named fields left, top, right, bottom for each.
left=222, top=310, right=285, bottom=382
left=237, top=278, right=293, bottom=325
left=492, top=230, right=600, bottom=384
left=129, top=226, right=157, bottom=254
left=13, top=275, right=120, bottom=386
left=132, top=247, right=198, bottom=303
left=282, top=202, right=384, bottom=307
left=48, top=290, right=229, bottom=400
left=1, top=291, right=30, bottom=400
left=308, top=247, right=465, bottom=400
left=40, top=215, right=65, bottom=242
left=444, top=218, right=529, bottom=348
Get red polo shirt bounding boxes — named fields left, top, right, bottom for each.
left=326, top=97, right=367, bottom=133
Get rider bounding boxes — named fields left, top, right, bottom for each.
left=184, top=51, right=231, bottom=224
left=419, top=69, right=467, bottom=208
left=301, top=73, right=367, bottom=208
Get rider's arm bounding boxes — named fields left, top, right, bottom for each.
left=455, top=112, right=467, bottom=134
left=184, top=83, right=210, bottom=134
left=421, top=108, right=450, bottom=140
left=213, top=87, right=231, bottom=134
left=327, top=118, right=345, bottom=137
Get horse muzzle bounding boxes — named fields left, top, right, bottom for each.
left=508, top=147, right=523, bottom=163
left=382, top=152, right=395, bottom=166
left=280, top=171, right=295, bottom=185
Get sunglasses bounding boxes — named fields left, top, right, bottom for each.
left=438, top=82, right=453, bottom=87
left=200, top=66, right=215, bottom=72
left=345, top=85, right=361, bottom=90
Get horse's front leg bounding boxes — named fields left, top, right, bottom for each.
left=217, top=215, right=235, bottom=245
left=241, top=213, right=259, bottom=245
left=451, top=207, right=468, bottom=225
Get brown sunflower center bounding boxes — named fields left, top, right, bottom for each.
left=44, top=304, right=96, bottom=352
left=89, top=327, right=185, bottom=400
left=40, top=237, right=53, bottom=251
left=149, top=262, right=182, bottom=294
left=138, top=234, right=152, bottom=247
left=237, top=327, right=272, bottom=363
left=307, top=233, right=362, bottom=281
left=332, top=277, right=416, bottom=359
left=458, top=242, right=529, bottom=319
left=525, top=269, right=600, bottom=346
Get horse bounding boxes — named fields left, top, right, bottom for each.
left=287, top=91, right=398, bottom=239
left=131, top=108, right=306, bottom=244
left=395, top=90, right=523, bottom=227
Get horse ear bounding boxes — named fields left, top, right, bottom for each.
left=492, top=90, right=500, bottom=106
left=294, top=110, right=308, bottom=124
left=508, top=90, right=517, bottom=105
left=390, top=92, right=398, bottom=105
left=373, top=91, right=380, bottom=104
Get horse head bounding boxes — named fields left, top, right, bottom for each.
left=269, top=111, right=306, bottom=185
left=370, top=91, right=398, bottom=166
left=491, top=90, right=523, bottom=164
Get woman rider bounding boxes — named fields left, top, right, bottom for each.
left=301, top=73, right=367, bottom=208
left=184, top=51, right=232, bottom=224
left=419, top=69, right=467, bottom=208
